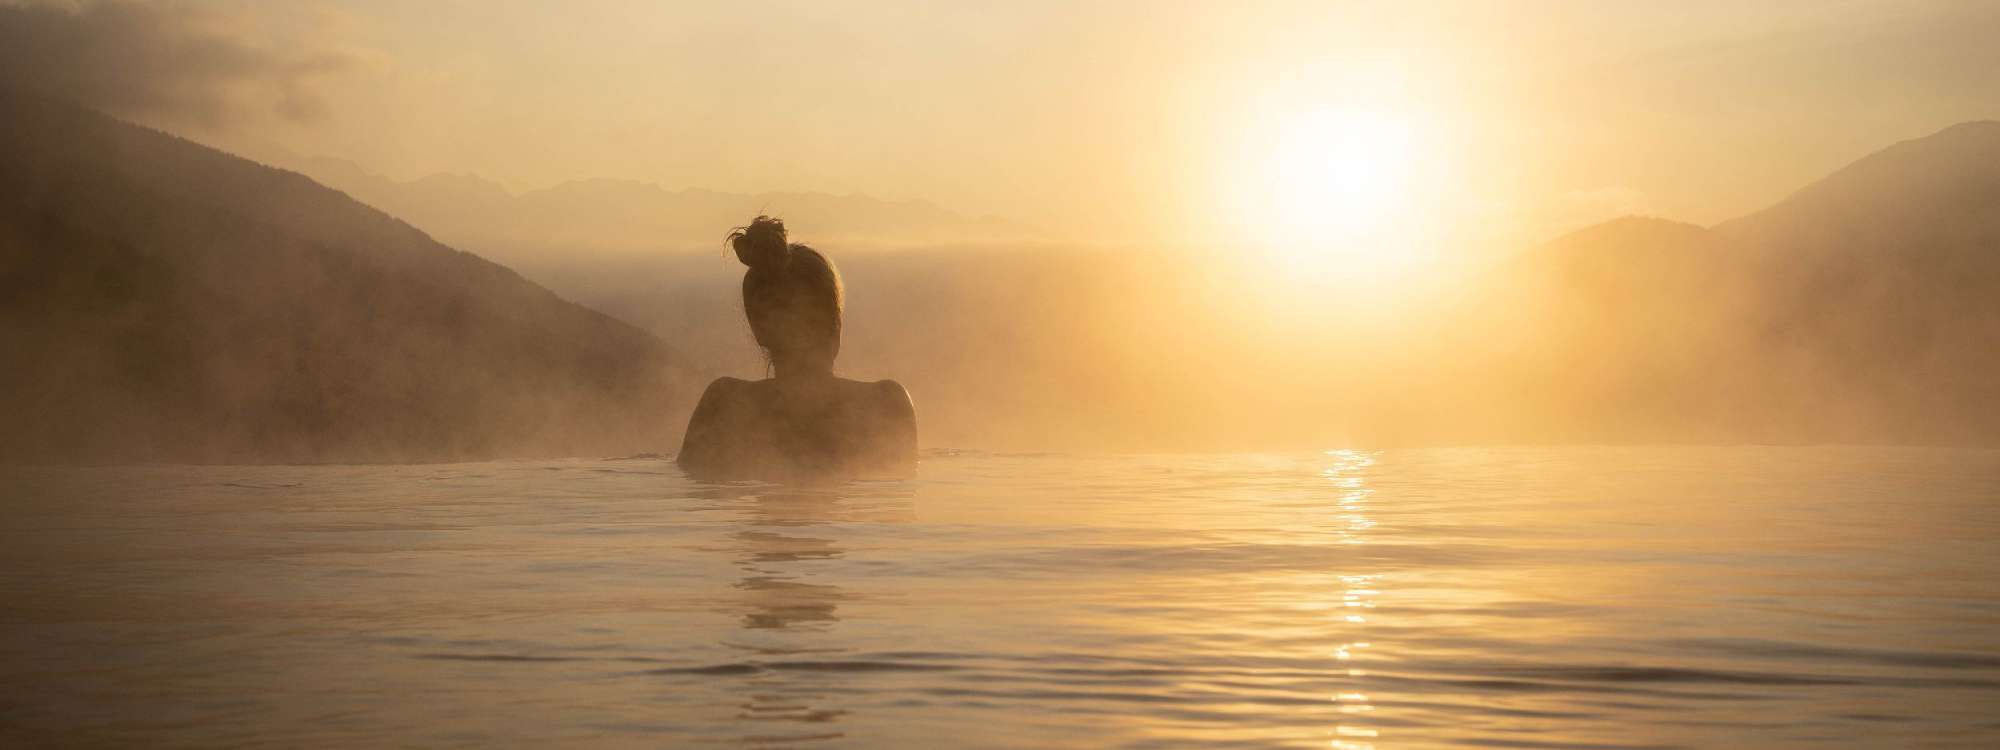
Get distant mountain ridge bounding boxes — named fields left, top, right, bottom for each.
left=284, top=155, right=1042, bottom=261
left=0, top=92, right=699, bottom=462
left=3, top=87, right=1993, bottom=460
left=1459, top=120, right=2000, bottom=444
left=515, top=119, right=2000, bottom=449
left=1716, top=120, right=2000, bottom=244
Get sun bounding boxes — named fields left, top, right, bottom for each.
left=1224, top=105, right=1434, bottom=282
left=1268, top=109, right=1414, bottom=239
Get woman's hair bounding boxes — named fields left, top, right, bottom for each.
left=727, top=216, right=844, bottom=372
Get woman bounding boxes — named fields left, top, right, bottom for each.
left=678, top=216, right=917, bottom=480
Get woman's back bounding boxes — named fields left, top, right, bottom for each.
left=676, top=217, right=917, bottom=480
left=679, top=374, right=916, bottom=480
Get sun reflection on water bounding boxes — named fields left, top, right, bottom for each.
left=1322, top=450, right=1379, bottom=749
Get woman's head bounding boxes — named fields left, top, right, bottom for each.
left=728, top=216, right=843, bottom=375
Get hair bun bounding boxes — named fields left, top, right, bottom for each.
left=731, top=216, right=791, bottom=271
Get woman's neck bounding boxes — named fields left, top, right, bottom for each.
left=772, top=363, right=834, bottom=382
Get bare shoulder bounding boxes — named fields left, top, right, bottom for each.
left=702, top=376, right=756, bottom=396
left=853, top=379, right=916, bottom=466
left=679, top=377, right=766, bottom=474
left=855, top=378, right=915, bottom=418
left=684, top=377, right=756, bottom=441
left=694, top=376, right=760, bottom=409
left=871, top=378, right=912, bottom=405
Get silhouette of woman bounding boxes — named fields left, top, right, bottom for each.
left=678, top=216, right=917, bottom=480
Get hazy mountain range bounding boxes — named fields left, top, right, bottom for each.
left=497, top=120, right=2000, bottom=450
left=1449, top=121, right=2000, bottom=444
left=2, top=88, right=1994, bottom=462
left=0, top=92, right=698, bottom=462
left=282, top=154, right=1041, bottom=262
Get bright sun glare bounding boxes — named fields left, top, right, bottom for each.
left=1227, top=103, right=1435, bottom=284
left=1270, top=109, right=1415, bottom=240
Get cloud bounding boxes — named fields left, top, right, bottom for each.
left=0, top=0, right=359, bottom=126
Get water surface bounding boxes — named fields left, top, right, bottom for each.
left=3, top=447, right=1998, bottom=747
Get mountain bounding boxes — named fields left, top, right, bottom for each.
left=284, top=156, right=1040, bottom=263
left=5, top=87, right=1989, bottom=459
left=380, top=120, right=2000, bottom=451
left=0, top=92, right=700, bottom=463
left=1717, top=121, right=2000, bottom=248
left=1457, top=121, right=2000, bottom=444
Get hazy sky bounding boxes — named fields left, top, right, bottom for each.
left=6, top=0, right=1997, bottom=245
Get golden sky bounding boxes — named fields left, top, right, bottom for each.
left=17, top=0, right=1998, bottom=247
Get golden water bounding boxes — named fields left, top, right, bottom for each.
left=4, top=447, right=1998, bottom=747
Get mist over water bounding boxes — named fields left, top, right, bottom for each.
left=506, top=205, right=2000, bottom=454
left=6, top=85, right=1997, bottom=462
left=6, top=447, right=1997, bottom=748
left=5, top=4, right=2000, bottom=749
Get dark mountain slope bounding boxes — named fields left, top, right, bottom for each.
left=1713, top=120, right=2000, bottom=442
left=0, top=92, right=697, bottom=462
left=1717, top=120, right=2000, bottom=249
left=1468, top=121, right=2000, bottom=443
